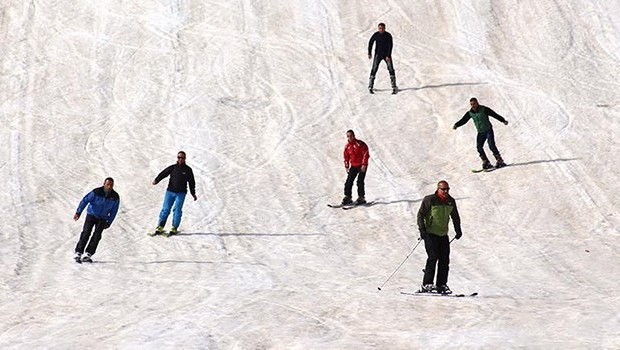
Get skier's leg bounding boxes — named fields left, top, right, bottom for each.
left=436, top=235, right=451, bottom=286
left=157, top=191, right=175, bottom=227
left=386, top=59, right=397, bottom=89
left=422, top=235, right=439, bottom=286
left=487, top=128, right=500, bottom=155
left=356, top=169, right=366, bottom=198
left=171, top=192, right=187, bottom=229
left=75, top=215, right=96, bottom=254
left=369, top=56, right=381, bottom=90
left=344, top=167, right=359, bottom=198
left=476, top=132, right=491, bottom=167
left=85, top=220, right=106, bottom=256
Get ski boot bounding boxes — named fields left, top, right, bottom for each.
left=169, top=226, right=178, bottom=235
left=482, top=159, right=494, bottom=170
left=74, top=252, right=82, bottom=264
left=436, top=285, right=452, bottom=295
left=494, top=154, right=506, bottom=168
left=390, top=75, right=398, bottom=94
left=368, top=76, right=375, bottom=94
left=355, top=196, right=367, bottom=205
left=81, top=253, right=93, bottom=263
left=419, top=284, right=435, bottom=293
left=342, top=196, right=353, bottom=205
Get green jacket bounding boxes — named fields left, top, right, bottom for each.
left=454, top=105, right=507, bottom=133
left=417, top=192, right=462, bottom=237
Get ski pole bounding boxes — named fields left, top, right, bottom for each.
left=377, top=238, right=423, bottom=291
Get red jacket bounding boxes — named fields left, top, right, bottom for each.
left=344, top=139, right=370, bottom=168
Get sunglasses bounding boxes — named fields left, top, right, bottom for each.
left=439, top=187, right=450, bottom=191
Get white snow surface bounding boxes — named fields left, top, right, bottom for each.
left=1, top=0, right=620, bottom=348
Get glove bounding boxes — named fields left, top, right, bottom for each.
left=503, top=120, right=509, bottom=125
left=420, top=230, right=428, bottom=240
left=455, top=232, right=462, bottom=240
left=102, top=221, right=111, bottom=229
left=452, top=124, right=458, bottom=130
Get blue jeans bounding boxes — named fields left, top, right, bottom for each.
left=476, top=128, right=500, bottom=161
left=158, top=191, right=186, bottom=228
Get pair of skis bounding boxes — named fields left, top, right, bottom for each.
left=400, top=291, right=478, bottom=298
left=327, top=201, right=375, bottom=210
left=369, top=88, right=398, bottom=95
left=471, top=164, right=510, bottom=173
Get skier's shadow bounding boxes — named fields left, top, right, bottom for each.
left=174, top=232, right=324, bottom=237
left=506, top=157, right=580, bottom=167
left=367, top=199, right=422, bottom=206
left=397, top=82, right=488, bottom=93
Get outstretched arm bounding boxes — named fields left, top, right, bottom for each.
left=153, top=165, right=174, bottom=185
left=486, top=107, right=508, bottom=125
left=453, top=112, right=471, bottom=129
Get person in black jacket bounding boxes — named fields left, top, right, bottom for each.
left=367, top=23, right=397, bottom=94
left=152, top=151, right=197, bottom=235
left=73, top=177, right=120, bottom=263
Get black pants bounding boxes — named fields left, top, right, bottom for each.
left=75, top=214, right=106, bottom=256
left=344, top=166, right=366, bottom=198
left=422, top=234, right=451, bottom=286
left=369, top=55, right=396, bottom=89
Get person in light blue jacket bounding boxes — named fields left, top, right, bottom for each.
left=73, top=177, right=120, bottom=263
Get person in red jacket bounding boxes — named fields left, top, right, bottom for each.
left=342, top=130, right=370, bottom=205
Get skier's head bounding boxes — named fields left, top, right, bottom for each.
left=378, top=23, right=386, bottom=33
left=346, top=129, right=356, bottom=143
left=103, top=177, right=114, bottom=194
left=436, top=180, right=450, bottom=199
left=469, top=97, right=479, bottom=111
left=177, top=151, right=187, bottom=165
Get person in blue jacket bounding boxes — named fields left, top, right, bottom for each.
left=73, top=177, right=120, bottom=263
left=152, top=151, right=197, bottom=235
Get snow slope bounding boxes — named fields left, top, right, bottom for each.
left=1, top=0, right=619, bottom=348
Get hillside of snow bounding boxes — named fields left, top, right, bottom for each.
left=1, top=0, right=619, bottom=348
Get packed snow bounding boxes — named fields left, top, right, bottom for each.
left=1, top=0, right=619, bottom=348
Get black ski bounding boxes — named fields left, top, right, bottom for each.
left=327, top=203, right=345, bottom=208
left=472, top=164, right=509, bottom=173
left=342, top=201, right=375, bottom=210
left=400, top=291, right=478, bottom=298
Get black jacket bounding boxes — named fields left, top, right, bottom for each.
left=368, top=31, right=393, bottom=58
left=154, top=164, right=196, bottom=195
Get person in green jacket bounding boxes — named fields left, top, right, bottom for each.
left=417, top=180, right=462, bottom=294
left=453, top=97, right=509, bottom=169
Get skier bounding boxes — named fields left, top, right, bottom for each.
left=342, top=130, right=370, bottom=205
left=152, top=151, right=197, bottom=235
left=453, top=97, right=509, bottom=169
left=417, top=180, right=462, bottom=294
left=367, top=22, right=397, bottom=94
left=73, top=177, right=120, bottom=263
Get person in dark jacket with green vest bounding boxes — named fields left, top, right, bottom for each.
left=453, top=97, right=509, bottom=169
left=417, top=180, right=462, bottom=294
